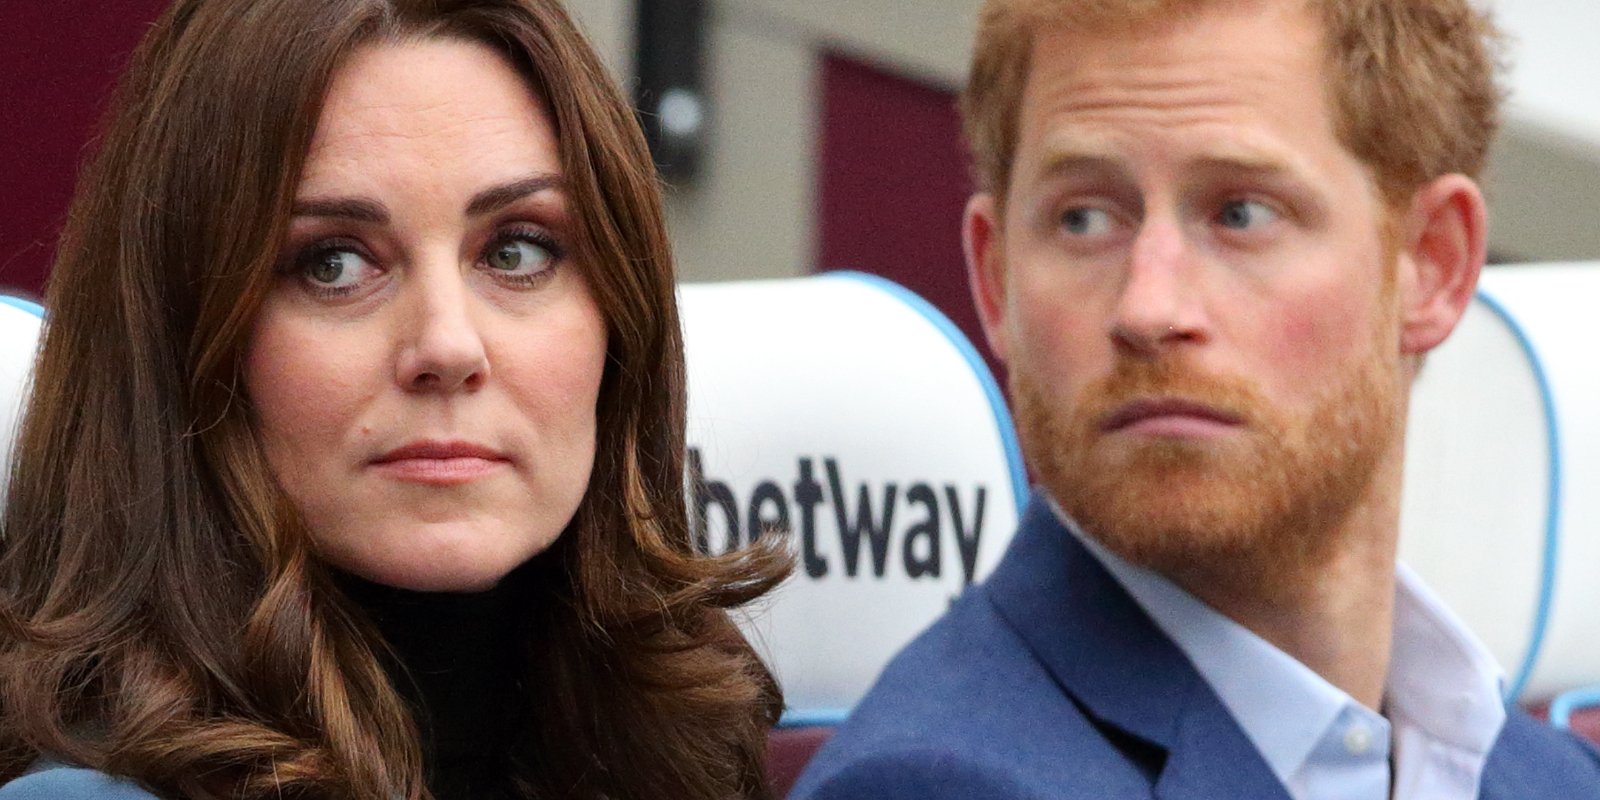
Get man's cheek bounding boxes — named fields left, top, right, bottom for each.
left=1014, top=292, right=1098, bottom=361
left=1267, top=285, right=1377, bottom=377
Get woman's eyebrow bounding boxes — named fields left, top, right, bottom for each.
left=465, top=173, right=564, bottom=217
left=291, top=196, right=389, bottom=223
left=288, top=173, right=564, bottom=224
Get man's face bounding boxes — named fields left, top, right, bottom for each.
left=976, top=0, right=1411, bottom=578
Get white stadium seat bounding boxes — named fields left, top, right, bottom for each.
left=1404, top=263, right=1600, bottom=705
left=0, top=296, right=44, bottom=505
left=679, top=273, right=1027, bottom=726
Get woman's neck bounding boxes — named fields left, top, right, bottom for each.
left=338, top=568, right=534, bottom=800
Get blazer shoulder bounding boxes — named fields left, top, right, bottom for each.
left=789, top=745, right=1049, bottom=800
left=791, top=587, right=1155, bottom=799
left=1481, top=709, right=1600, bottom=797
left=809, top=586, right=1062, bottom=745
left=0, top=764, right=161, bottom=800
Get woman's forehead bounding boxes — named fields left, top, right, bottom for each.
left=298, top=37, right=558, bottom=199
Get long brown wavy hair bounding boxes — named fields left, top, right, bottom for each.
left=0, top=1, right=789, bottom=798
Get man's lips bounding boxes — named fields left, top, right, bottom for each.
left=369, top=440, right=512, bottom=485
left=1100, top=398, right=1244, bottom=436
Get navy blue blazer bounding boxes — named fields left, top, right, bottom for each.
left=790, top=493, right=1600, bottom=799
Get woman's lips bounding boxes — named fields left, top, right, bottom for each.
left=370, top=440, right=512, bottom=486
left=1100, top=398, right=1244, bottom=438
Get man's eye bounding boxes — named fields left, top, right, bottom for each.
left=1217, top=200, right=1278, bottom=231
left=1061, top=207, right=1114, bottom=237
left=302, top=248, right=370, bottom=289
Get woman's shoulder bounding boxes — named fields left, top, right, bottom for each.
left=0, top=762, right=161, bottom=799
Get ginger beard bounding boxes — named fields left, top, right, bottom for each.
left=1015, top=274, right=1408, bottom=590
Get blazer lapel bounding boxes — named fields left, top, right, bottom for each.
left=1151, top=694, right=1297, bottom=800
left=983, top=493, right=1292, bottom=800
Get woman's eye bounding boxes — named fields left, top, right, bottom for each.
left=1217, top=199, right=1278, bottom=231
left=484, top=234, right=557, bottom=280
left=301, top=248, right=371, bottom=290
left=1061, top=206, right=1114, bottom=237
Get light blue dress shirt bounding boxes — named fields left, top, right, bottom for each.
left=1067, top=519, right=1506, bottom=800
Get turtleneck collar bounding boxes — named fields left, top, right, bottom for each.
left=337, top=565, right=536, bottom=800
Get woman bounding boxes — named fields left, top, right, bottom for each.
left=0, top=1, right=788, bottom=798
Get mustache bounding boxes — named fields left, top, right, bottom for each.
left=1076, top=358, right=1269, bottom=430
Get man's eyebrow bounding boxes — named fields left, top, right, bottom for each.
left=1191, top=154, right=1301, bottom=181
left=1035, top=151, right=1127, bottom=180
left=291, top=197, right=389, bottom=224
left=1035, top=149, right=1302, bottom=180
left=465, top=173, right=564, bottom=217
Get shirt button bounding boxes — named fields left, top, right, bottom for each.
left=1343, top=724, right=1374, bottom=755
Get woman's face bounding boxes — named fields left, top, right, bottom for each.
left=245, top=37, right=608, bottom=592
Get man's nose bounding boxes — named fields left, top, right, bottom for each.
left=1109, top=217, right=1206, bottom=355
left=395, top=262, right=489, bottom=393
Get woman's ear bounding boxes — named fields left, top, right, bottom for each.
left=964, top=192, right=1011, bottom=365
left=1397, top=174, right=1488, bottom=356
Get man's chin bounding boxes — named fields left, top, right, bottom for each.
left=1049, top=432, right=1342, bottom=583
left=1060, top=469, right=1287, bottom=565
left=1090, top=435, right=1250, bottom=476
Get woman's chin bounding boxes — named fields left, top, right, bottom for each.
left=320, top=525, right=560, bottom=594
left=359, top=563, right=508, bottom=594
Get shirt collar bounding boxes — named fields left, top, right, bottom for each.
left=1063, top=515, right=1344, bottom=784
left=1050, top=503, right=1506, bottom=787
left=1386, top=561, right=1506, bottom=754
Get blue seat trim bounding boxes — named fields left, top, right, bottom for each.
left=1549, top=685, right=1600, bottom=729
left=778, top=707, right=851, bottom=730
left=0, top=296, right=44, bottom=318
left=820, top=271, right=1028, bottom=516
left=1474, top=291, right=1561, bottom=702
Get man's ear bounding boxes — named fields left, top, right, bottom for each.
left=1398, top=174, right=1487, bottom=356
left=965, top=192, right=1011, bottom=365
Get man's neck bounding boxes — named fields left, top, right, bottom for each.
left=1166, top=451, right=1405, bottom=712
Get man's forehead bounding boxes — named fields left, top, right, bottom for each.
left=1011, top=0, right=1312, bottom=38
left=1008, top=1, right=1337, bottom=177
left=1018, top=0, right=1324, bottom=95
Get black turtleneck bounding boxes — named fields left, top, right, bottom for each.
left=337, top=567, right=535, bottom=800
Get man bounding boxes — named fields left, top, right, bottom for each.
left=790, top=0, right=1600, bottom=798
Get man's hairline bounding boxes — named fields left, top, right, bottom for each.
left=976, top=0, right=1418, bottom=212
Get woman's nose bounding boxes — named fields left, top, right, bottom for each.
left=394, top=266, right=489, bottom=393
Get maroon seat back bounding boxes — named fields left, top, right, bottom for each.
left=767, top=726, right=834, bottom=797
left=1525, top=702, right=1600, bottom=747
